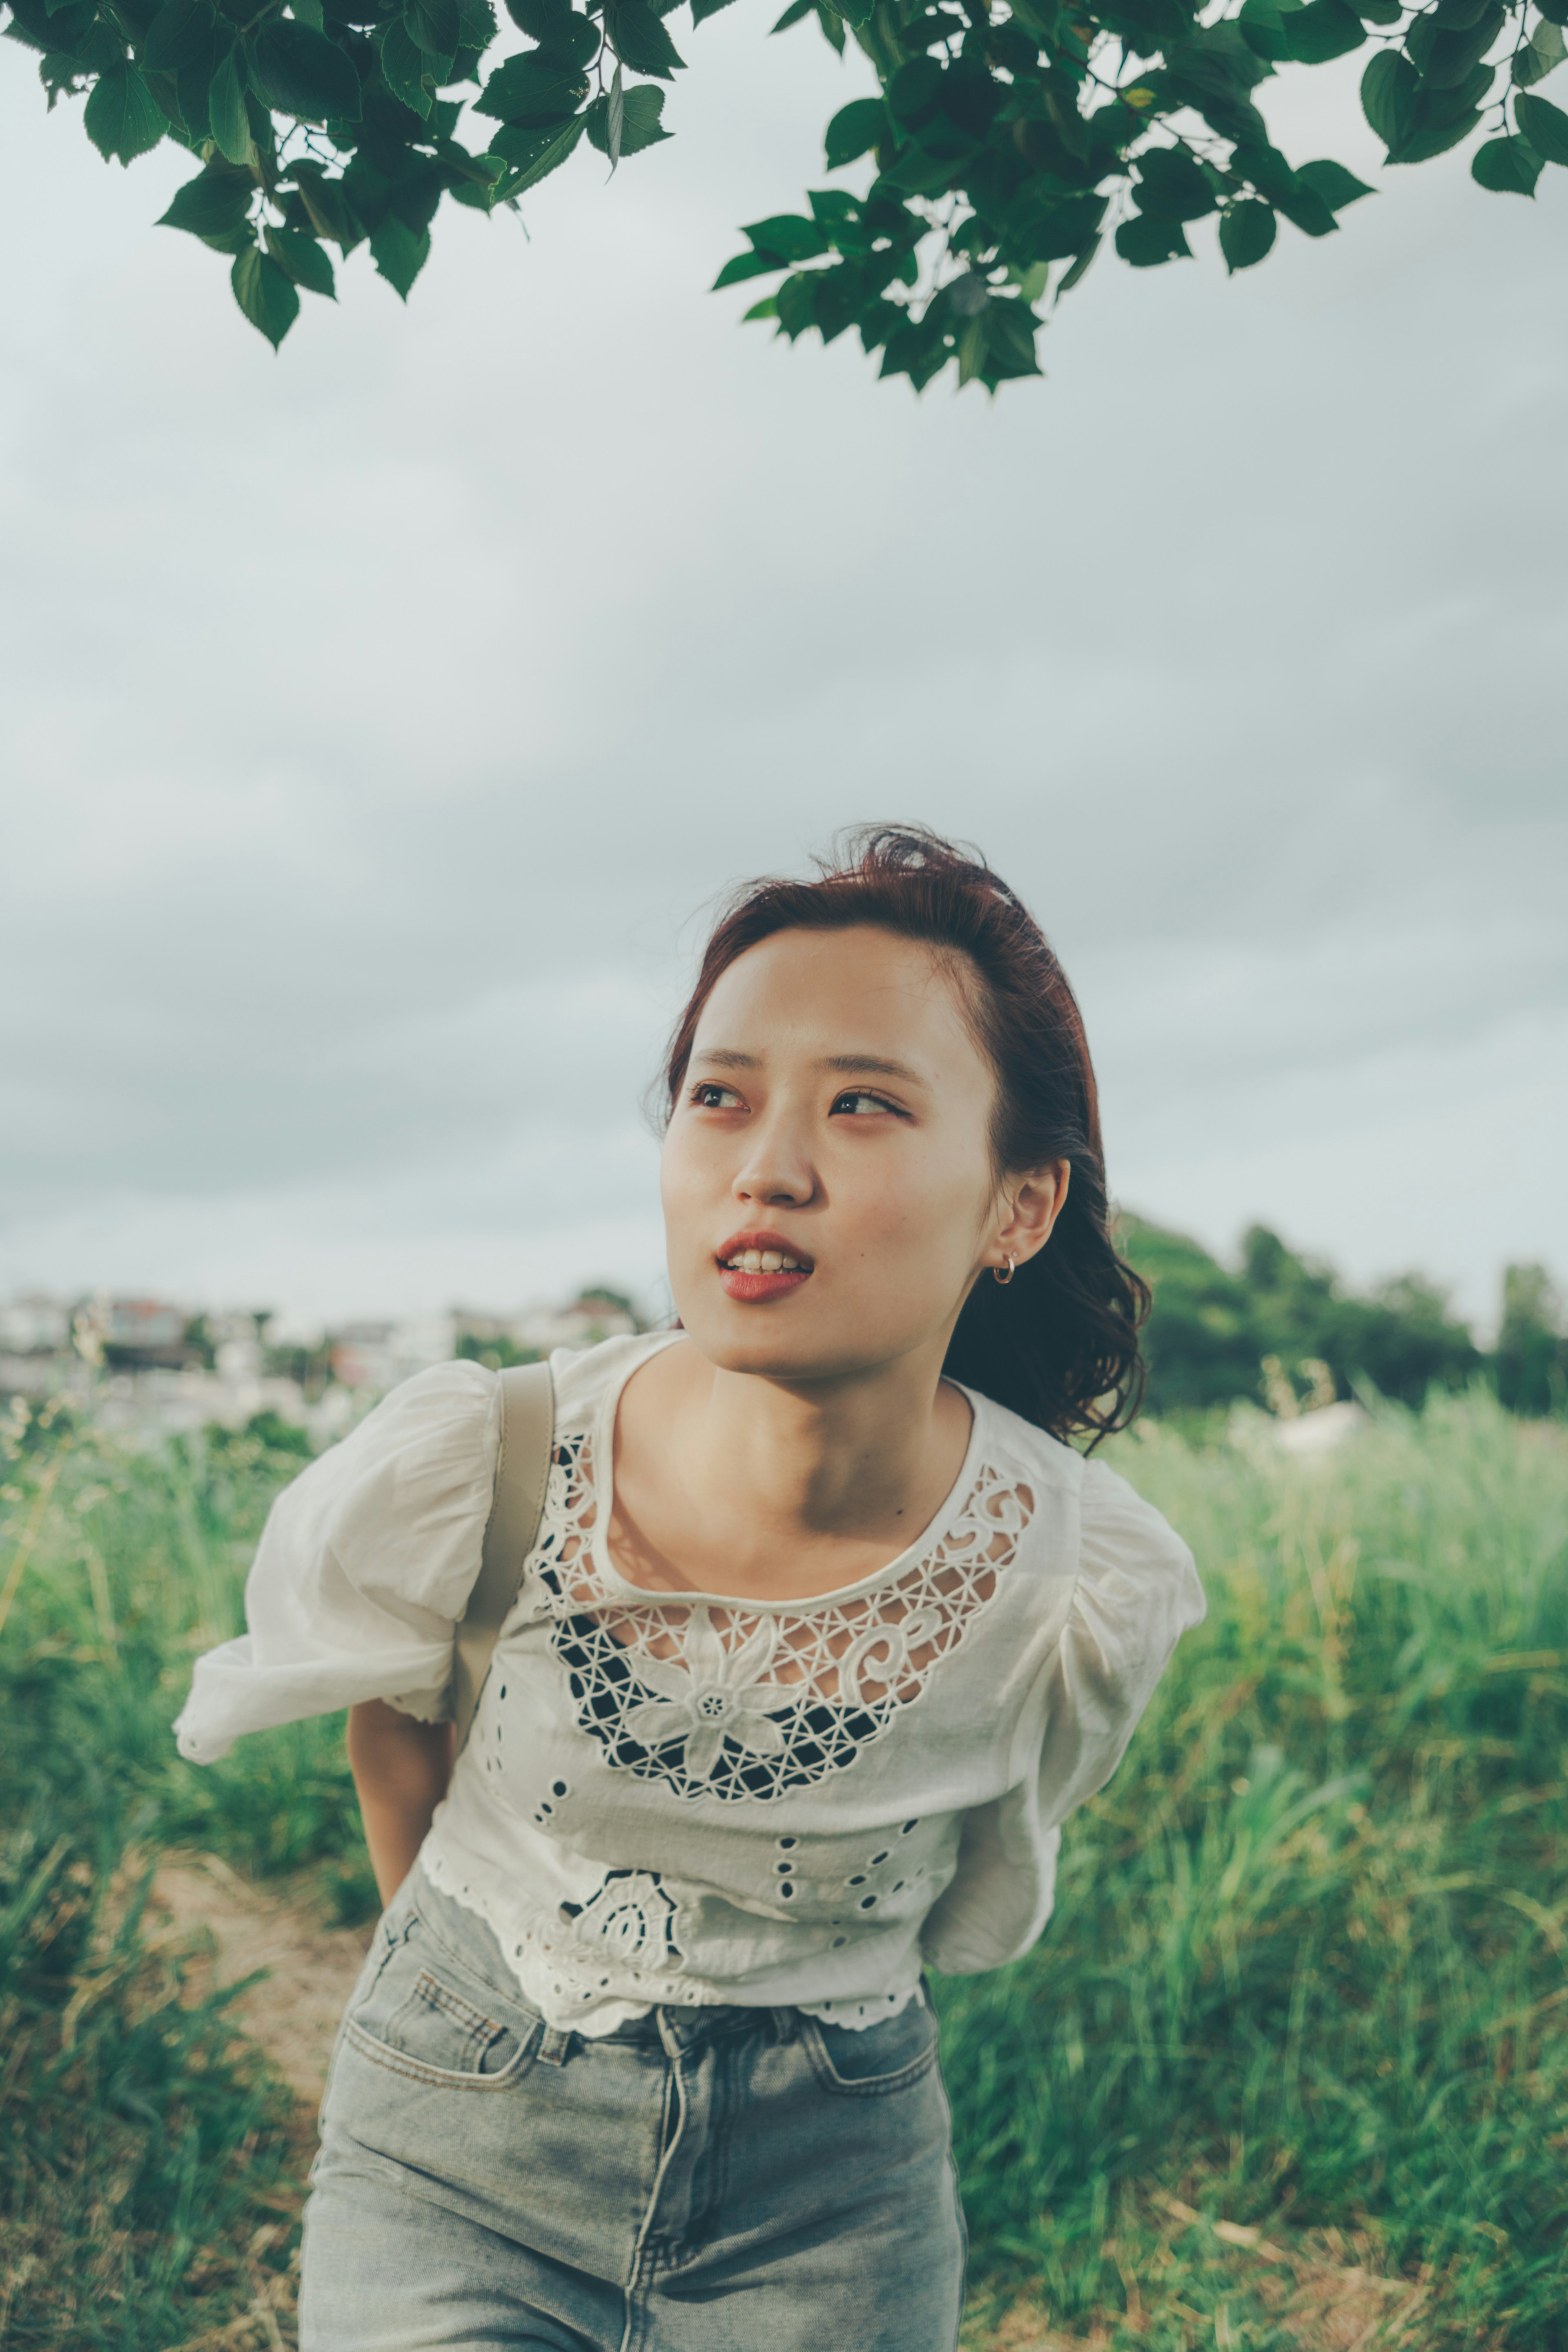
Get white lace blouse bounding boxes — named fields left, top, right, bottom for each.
left=176, top=1333, right=1205, bottom=2035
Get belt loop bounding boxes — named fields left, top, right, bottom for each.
left=768, top=2005, right=798, bottom=2044
left=536, top=2025, right=574, bottom=2066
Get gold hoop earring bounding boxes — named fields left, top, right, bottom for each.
left=993, top=1255, right=1016, bottom=1286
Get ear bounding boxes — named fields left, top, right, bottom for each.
left=992, top=1161, right=1070, bottom=1271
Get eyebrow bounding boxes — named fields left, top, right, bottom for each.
left=690, top=1049, right=926, bottom=1084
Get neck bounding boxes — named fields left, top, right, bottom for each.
left=612, top=1335, right=972, bottom=1601
left=713, top=1349, right=961, bottom=1534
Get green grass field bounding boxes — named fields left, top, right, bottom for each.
left=2, top=1390, right=1565, bottom=2347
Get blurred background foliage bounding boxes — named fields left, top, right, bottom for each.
left=1124, top=1213, right=1565, bottom=1422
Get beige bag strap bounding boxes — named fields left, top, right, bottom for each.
left=454, top=1360, right=555, bottom=1753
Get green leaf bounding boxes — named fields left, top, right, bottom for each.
left=956, top=311, right=987, bottom=386
left=369, top=212, right=431, bottom=296
left=814, top=1, right=846, bottom=50
left=38, top=52, right=85, bottom=107
left=436, top=136, right=508, bottom=201
left=140, top=0, right=214, bottom=73
left=207, top=43, right=252, bottom=161
left=231, top=244, right=299, bottom=347
left=770, top=0, right=814, bottom=24
left=1407, top=2, right=1502, bottom=86
left=886, top=54, right=941, bottom=123
left=824, top=95, right=886, bottom=167
left=1295, top=157, right=1375, bottom=208
left=170, top=51, right=210, bottom=133
left=1514, top=20, right=1567, bottom=83
left=503, top=0, right=566, bottom=33
left=691, top=0, right=738, bottom=20
left=1103, top=0, right=1193, bottom=49
left=1238, top=0, right=1304, bottom=64
left=265, top=221, right=337, bottom=292
left=251, top=19, right=361, bottom=122
left=528, top=9, right=599, bottom=64
left=1515, top=88, right=1568, bottom=159
left=1349, top=0, right=1400, bottom=20
left=380, top=18, right=434, bottom=113
left=475, top=51, right=588, bottom=118
left=156, top=157, right=253, bottom=235
left=288, top=160, right=365, bottom=248
left=1229, top=139, right=1301, bottom=205
left=1055, top=234, right=1100, bottom=296
left=1539, top=0, right=1568, bottom=24
left=742, top=211, right=833, bottom=261
left=1471, top=130, right=1543, bottom=188
left=1360, top=49, right=1416, bottom=149
left=83, top=62, right=166, bottom=160
left=603, top=0, right=684, bottom=76
left=775, top=270, right=816, bottom=336
left=488, top=108, right=585, bottom=189
left=713, top=247, right=782, bottom=287
left=1219, top=194, right=1276, bottom=268
left=983, top=296, right=1041, bottom=377
left=742, top=293, right=779, bottom=319
left=1277, top=181, right=1337, bottom=233
left=1004, top=187, right=1107, bottom=261
left=586, top=78, right=668, bottom=152
left=403, top=0, right=459, bottom=57
left=1135, top=147, right=1217, bottom=219
left=1390, top=106, right=1482, bottom=160
left=1114, top=212, right=1192, bottom=264
left=1280, top=0, right=1364, bottom=61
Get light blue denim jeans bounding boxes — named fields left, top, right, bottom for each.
left=301, top=1867, right=967, bottom=2351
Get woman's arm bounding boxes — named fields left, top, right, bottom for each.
left=347, top=1700, right=456, bottom=1907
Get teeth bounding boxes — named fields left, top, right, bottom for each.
left=743, top=1250, right=763, bottom=1271
left=760, top=1252, right=781, bottom=1272
left=724, top=1252, right=806, bottom=1273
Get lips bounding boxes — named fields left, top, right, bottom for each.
left=715, top=1230, right=813, bottom=1304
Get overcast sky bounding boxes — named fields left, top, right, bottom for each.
left=1, top=16, right=1564, bottom=1334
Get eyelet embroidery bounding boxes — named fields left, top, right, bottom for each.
left=558, top=1868, right=680, bottom=1973
left=528, top=1428, right=1033, bottom=1804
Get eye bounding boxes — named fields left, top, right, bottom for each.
left=690, top=1083, right=744, bottom=1110
left=831, top=1090, right=900, bottom=1117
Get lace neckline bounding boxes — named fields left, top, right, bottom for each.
left=584, top=1332, right=989, bottom=1615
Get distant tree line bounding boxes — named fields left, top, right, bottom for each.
left=1121, top=1218, right=1566, bottom=1421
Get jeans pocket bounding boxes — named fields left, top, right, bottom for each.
left=801, top=1996, right=941, bottom=2098
left=344, top=1917, right=538, bottom=2087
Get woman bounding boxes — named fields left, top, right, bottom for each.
left=176, top=827, right=1205, bottom=2352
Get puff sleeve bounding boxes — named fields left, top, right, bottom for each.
left=173, top=1361, right=501, bottom=1764
left=920, top=1454, right=1205, bottom=1975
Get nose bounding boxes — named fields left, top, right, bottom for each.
left=732, top=1103, right=817, bottom=1209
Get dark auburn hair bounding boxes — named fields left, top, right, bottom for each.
left=661, top=825, right=1149, bottom=1447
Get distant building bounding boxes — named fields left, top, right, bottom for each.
left=104, top=1298, right=193, bottom=1371
left=513, top=1287, right=641, bottom=1355
left=330, top=1313, right=459, bottom=1393
left=0, top=1281, right=648, bottom=1437
left=0, top=1295, right=70, bottom=1354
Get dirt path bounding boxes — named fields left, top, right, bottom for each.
left=149, top=1854, right=374, bottom=2104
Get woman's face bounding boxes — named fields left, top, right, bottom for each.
left=662, top=924, right=1033, bottom=1387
